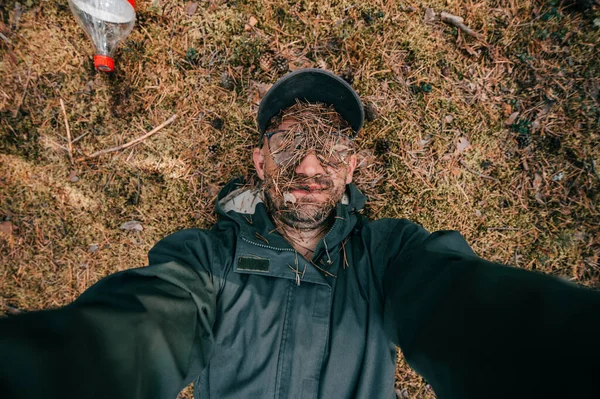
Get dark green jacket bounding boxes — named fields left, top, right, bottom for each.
left=1, top=179, right=599, bottom=398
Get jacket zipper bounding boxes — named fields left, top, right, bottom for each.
left=313, top=203, right=342, bottom=263
left=241, top=203, right=345, bottom=265
left=240, top=212, right=341, bottom=258
left=241, top=236, right=296, bottom=253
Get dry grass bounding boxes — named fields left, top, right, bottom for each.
left=1, top=0, right=599, bottom=397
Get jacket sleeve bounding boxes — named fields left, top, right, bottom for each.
left=0, top=229, right=217, bottom=399
left=383, top=230, right=600, bottom=399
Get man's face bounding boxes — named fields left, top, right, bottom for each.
left=253, top=114, right=357, bottom=230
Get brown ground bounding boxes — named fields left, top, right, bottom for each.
left=1, top=0, right=599, bottom=397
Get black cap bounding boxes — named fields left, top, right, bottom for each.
left=257, top=68, right=364, bottom=140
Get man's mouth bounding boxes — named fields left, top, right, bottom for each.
left=290, top=184, right=326, bottom=194
left=281, top=184, right=329, bottom=204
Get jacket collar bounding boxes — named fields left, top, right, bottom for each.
left=215, top=177, right=366, bottom=284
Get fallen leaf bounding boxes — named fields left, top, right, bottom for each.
left=247, top=81, right=272, bottom=105
left=185, top=2, right=198, bottom=16
left=6, top=49, right=18, bottom=65
left=84, top=80, right=94, bottom=93
left=504, top=111, right=519, bottom=126
left=288, top=55, right=314, bottom=71
left=244, top=16, right=259, bottom=32
left=535, top=191, right=545, bottom=205
left=424, top=8, right=437, bottom=24
left=419, top=134, right=433, bottom=148
left=68, top=170, right=79, bottom=182
left=207, top=184, right=220, bottom=197
left=355, top=149, right=376, bottom=169
left=462, top=44, right=478, bottom=57
left=558, top=207, right=570, bottom=215
left=368, top=176, right=384, bottom=187
left=396, top=388, right=410, bottom=399
left=532, top=173, right=543, bottom=191
left=120, top=220, right=143, bottom=232
left=1, top=302, right=22, bottom=315
left=456, top=136, right=471, bottom=153
left=552, top=171, right=564, bottom=182
left=283, top=192, right=297, bottom=204
left=0, top=221, right=14, bottom=235
left=502, top=103, right=512, bottom=117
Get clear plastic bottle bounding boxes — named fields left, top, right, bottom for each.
left=68, top=0, right=136, bottom=72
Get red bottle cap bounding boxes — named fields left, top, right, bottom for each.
left=127, top=0, right=135, bottom=8
left=94, top=55, right=115, bottom=73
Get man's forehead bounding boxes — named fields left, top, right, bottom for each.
left=276, top=116, right=299, bottom=130
left=276, top=110, right=316, bottom=127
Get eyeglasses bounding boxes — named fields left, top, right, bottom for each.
left=265, top=130, right=353, bottom=167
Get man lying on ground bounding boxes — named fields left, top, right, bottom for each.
left=1, top=69, right=599, bottom=399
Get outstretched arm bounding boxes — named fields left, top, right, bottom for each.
left=383, top=231, right=600, bottom=399
left=0, top=230, right=217, bottom=399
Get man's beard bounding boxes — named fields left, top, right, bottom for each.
left=262, top=175, right=345, bottom=230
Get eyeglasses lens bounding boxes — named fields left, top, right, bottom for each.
left=268, top=131, right=352, bottom=167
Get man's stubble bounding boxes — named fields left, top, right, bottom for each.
left=262, top=175, right=346, bottom=230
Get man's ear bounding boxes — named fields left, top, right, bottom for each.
left=253, top=147, right=266, bottom=180
left=345, top=153, right=358, bottom=184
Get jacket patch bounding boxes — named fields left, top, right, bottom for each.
left=237, top=256, right=270, bottom=273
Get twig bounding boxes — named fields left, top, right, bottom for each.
left=72, top=130, right=91, bottom=144
left=590, top=157, right=600, bottom=185
left=13, top=66, right=32, bottom=118
left=310, top=260, right=337, bottom=278
left=79, top=114, right=177, bottom=161
left=440, top=11, right=482, bottom=39
left=59, top=98, right=73, bottom=163
left=460, top=159, right=499, bottom=183
left=0, top=32, right=11, bottom=46
left=487, top=227, right=520, bottom=231
left=255, top=232, right=269, bottom=245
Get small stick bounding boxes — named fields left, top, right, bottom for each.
left=13, top=66, right=32, bottom=117
left=80, top=114, right=177, bottom=161
left=590, top=157, right=600, bottom=185
left=440, top=11, right=482, bottom=39
left=72, top=130, right=91, bottom=144
left=460, top=160, right=499, bottom=183
left=0, top=32, right=12, bottom=45
left=59, top=98, right=73, bottom=163
left=255, top=232, right=270, bottom=245
left=310, top=260, right=337, bottom=278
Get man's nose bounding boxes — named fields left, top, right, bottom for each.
left=295, top=151, right=326, bottom=177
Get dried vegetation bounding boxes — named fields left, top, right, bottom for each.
left=1, top=0, right=599, bottom=397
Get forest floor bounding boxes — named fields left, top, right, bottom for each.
left=1, top=0, right=599, bottom=397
